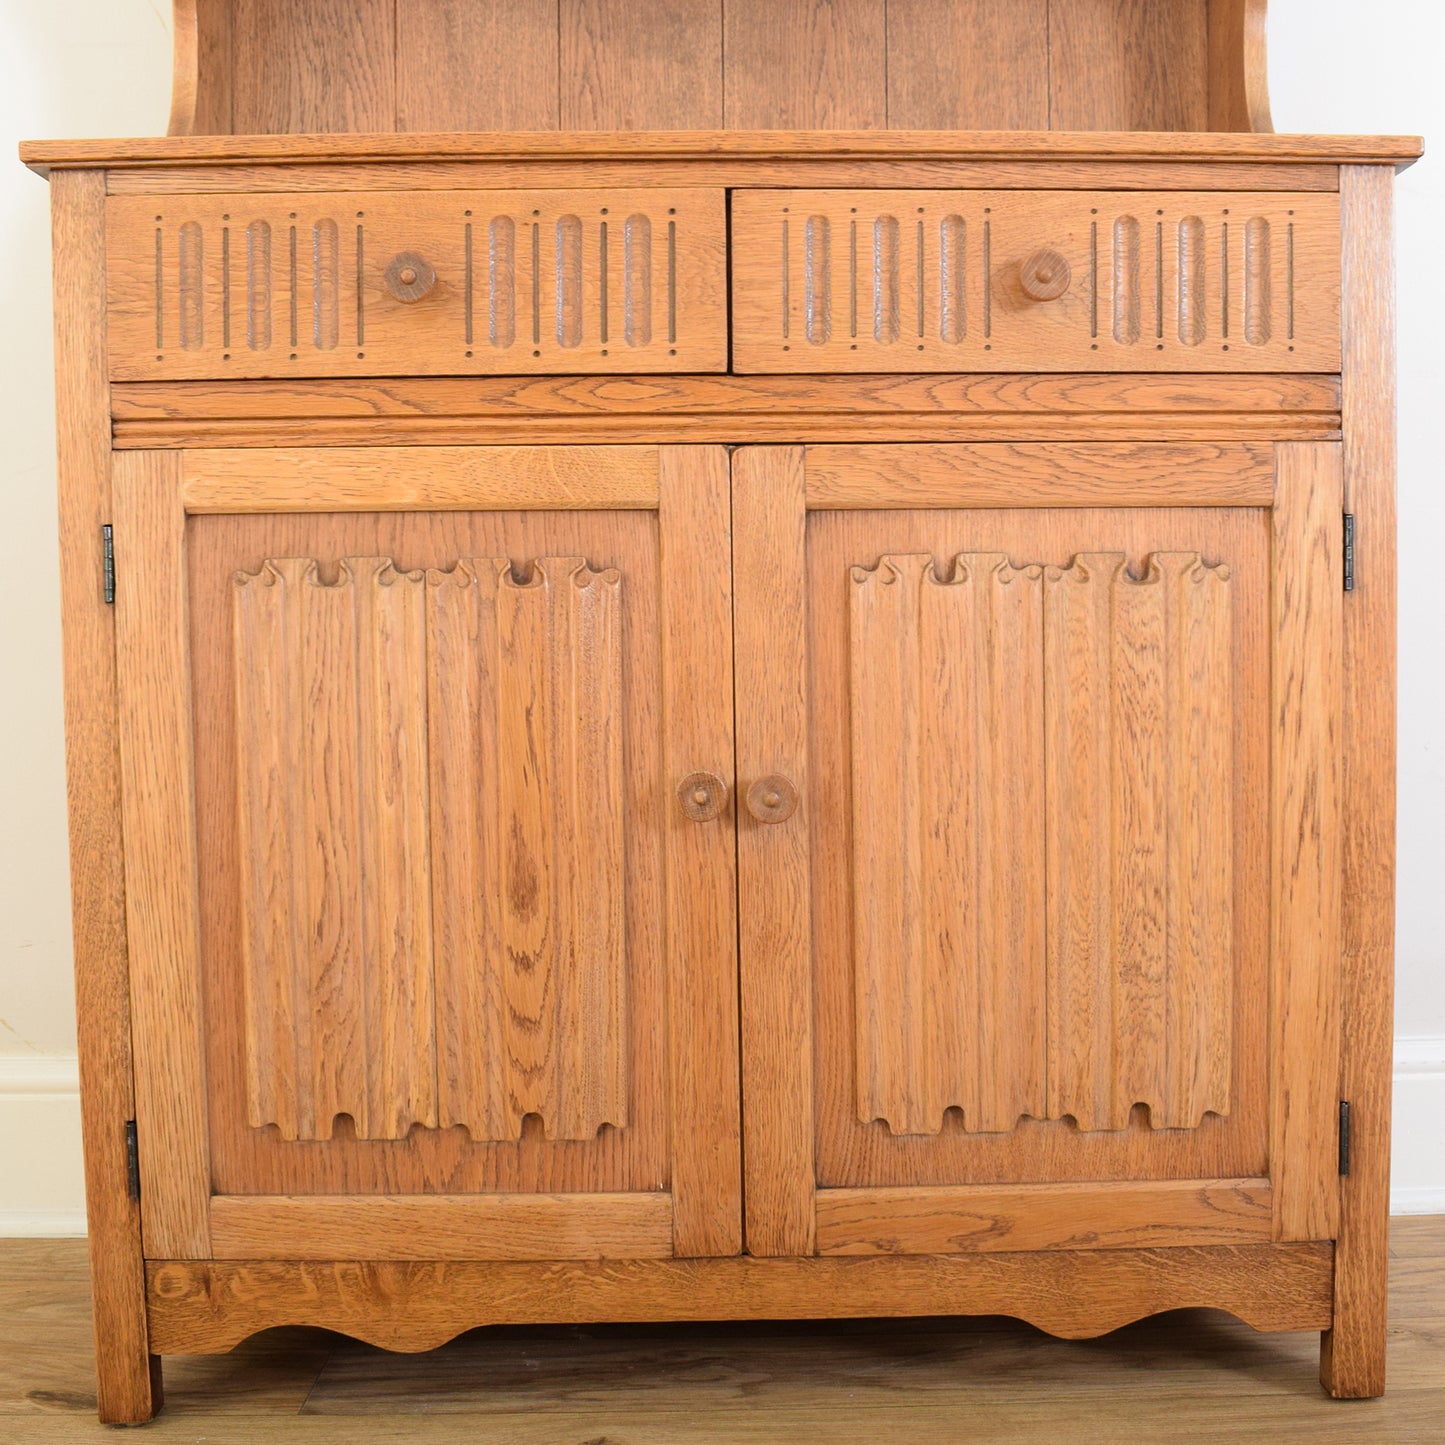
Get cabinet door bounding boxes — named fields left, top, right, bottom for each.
left=114, top=444, right=740, bottom=1262
left=735, top=441, right=1342, bottom=1257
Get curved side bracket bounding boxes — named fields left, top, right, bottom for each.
left=1209, top=0, right=1274, bottom=134
left=168, top=0, right=232, bottom=137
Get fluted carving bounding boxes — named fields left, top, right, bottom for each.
left=849, top=551, right=1234, bottom=1137
left=232, top=555, right=626, bottom=1144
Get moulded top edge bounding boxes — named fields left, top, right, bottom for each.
left=18, top=129, right=1425, bottom=177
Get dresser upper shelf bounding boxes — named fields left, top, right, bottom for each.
left=18, top=129, right=1423, bottom=176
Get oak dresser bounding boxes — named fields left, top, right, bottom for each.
left=21, top=0, right=1420, bottom=1422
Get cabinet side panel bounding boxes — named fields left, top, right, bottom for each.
left=1320, top=165, right=1397, bottom=1400
left=50, top=169, right=161, bottom=1424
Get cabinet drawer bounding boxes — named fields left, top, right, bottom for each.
left=731, top=190, right=1340, bottom=373
left=106, top=190, right=727, bottom=379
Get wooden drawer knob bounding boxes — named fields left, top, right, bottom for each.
left=384, top=251, right=437, bottom=303
left=746, top=775, right=799, bottom=825
left=1018, top=248, right=1072, bottom=302
left=679, top=771, right=728, bottom=823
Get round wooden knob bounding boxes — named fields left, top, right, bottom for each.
left=1018, top=248, right=1072, bottom=302
left=746, top=775, right=799, bottom=825
left=678, top=771, right=728, bottom=823
left=384, top=251, right=437, bottom=303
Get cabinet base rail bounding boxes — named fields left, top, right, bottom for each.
left=146, top=1243, right=1333, bottom=1355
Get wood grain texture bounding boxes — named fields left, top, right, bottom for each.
left=229, top=548, right=627, bottom=1147
left=731, top=190, right=1340, bottom=373
left=144, top=1244, right=1335, bottom=1355
left=1320, top=166, right=1397, bottom=1400
left=106, top=189, right=727, bottom=380
left=111, top=451, right=211, bottom=1260
left=209, top=1194, right=674, bottom=1261
left=397, top=0, right=559, bottom=132
left=1269, top=442, right=1343, bottom=1245
left=846, top=541, right=1233, bottom=1139
left=1050, top=0, right=1209, bottom=132
left=808, top=503, right=1270, bottom=1190
left=190, top=508, right=670, bottom=1201
left=115, top=372, right=1341, bottom=419
left=724, top=0, right=887, bottom=130
left=21, top=1229, right=1445, bottom=1433
left=1044, top=551, right=1234, bottom=1131
left=849, top=551, right=1045, bottom=1136
left=229, top=0, right=395, bottom=134
left=48, top=170, right=161, bottom=1425
left=1208, top=0, right=1273, bottom=134
left=561, top=0, right=722, bottom=130
left=804, top=441, right=1277, bottom=509
left=659, top=447, right=742, bottom=1258
left=181, top=445, right=659, bottom=512
left=814, top=1179, right=1273, bottom=1254
left=24, top=130, right=1421, bottom=172
left=885, top=0, right=1048, bottom=130
left=733, top=447, right=815, bottom=1256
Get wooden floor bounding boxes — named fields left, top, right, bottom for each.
left=3, top=1220, right=1442, bottom=1442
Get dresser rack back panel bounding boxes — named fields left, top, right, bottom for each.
left=173, top=0, right=1272, bottom=139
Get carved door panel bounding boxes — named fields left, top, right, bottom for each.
left=736, top=442, right=1343, bottom=1258
left=113, top=445, right=740, bottom=1262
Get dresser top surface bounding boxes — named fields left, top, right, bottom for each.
left=19, top=129, right=1423, bottom=177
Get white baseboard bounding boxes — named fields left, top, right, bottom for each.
left=1390, top=1036, right=1445, bottom=1214
left=0, top=1055, right=86, bottom=1236
left=0, top=1043, right=1441, bottom=1235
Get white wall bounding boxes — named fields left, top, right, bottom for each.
left=0, top=0, right=1440, bottom=1230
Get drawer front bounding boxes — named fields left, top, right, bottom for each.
left=106, top=190, right=727, bottom=379
left=731, top=190, right=1339, bottom=373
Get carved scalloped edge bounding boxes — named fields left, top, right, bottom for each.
left=868, top=1101, right=1229, bottom=1140
left=145, top=1245, right=1333, bottom=1355
left=232, top=556, right=426, bottom=591
left=850, top=552, right=1228, bottom=592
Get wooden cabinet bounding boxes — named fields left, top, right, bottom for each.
left=734, top=441, right=1342, bottom=1257
left=112, top=444, right=742, bottom=1264
left=23, top=7, right=1415, bottom=1419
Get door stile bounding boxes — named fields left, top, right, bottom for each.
left=733, top=446, right=816, bottom=1256
left=113, top=450, right=212, bottom=1258
left=659, top=444, right=743, bottom=1256
left=1269, top=441, right=1345, bottom=1241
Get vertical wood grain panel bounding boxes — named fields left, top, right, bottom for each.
left=232, top=558, right=437, bottom=1142
left=1044, top=552, right=1234, bottom=1133
left=113, top=452, right=211, bottom=1259
left=659, top=446, right=743, bottom=1256
left=397, top=0, right=560, bottom=132
left=734, top=447, right=815, bottom=1255
left=562, top=0, right=722, bottom=130
left=849, top=554, right=1047, bottom=1136
left=1270, top=443, right=1343, bottom=1244
left=1049, top=0, right=1209, bottom=132
left=50, top=171, right=161, bottom=1423
left=1319, top=166, right=1396, bottom=1400
left=1207, top=0, right=1273, bottom=133
left=724, top=0, right=886, bottom=130
left=230, top=0, right=396, bottom=134
left=885, top=0, right=1048, bottom=129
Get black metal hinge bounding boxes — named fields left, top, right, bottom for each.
left=1343, top=513, right=1356, bottom=593
left=101, top=524, right=115, bottom=606
left=1338, top=1100, right=1352, bottom=1177
left=124, top=1119, right=141, bottom=1201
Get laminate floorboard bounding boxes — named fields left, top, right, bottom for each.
left=2, top=1218, right=1442, bottom=1441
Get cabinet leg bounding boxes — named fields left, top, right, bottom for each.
left=95, top=1345, right=162, bottom=1425
left=1319, top=1312, right=1387, bottom=1399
